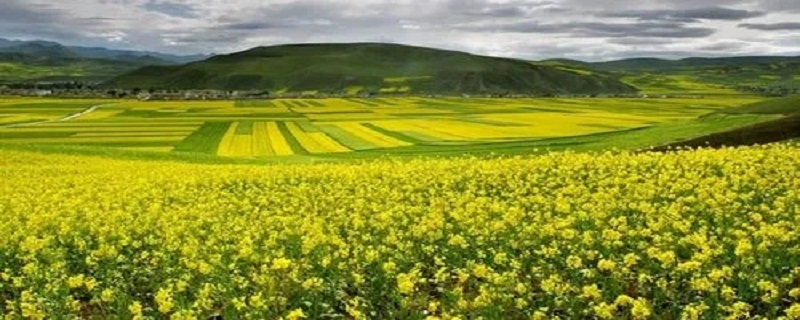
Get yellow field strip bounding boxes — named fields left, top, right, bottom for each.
left=371, top=120, right=467, bottom=141
left=252, top=122, right=275, bottom=156
left=216, top=122, right=238, bottom=157
left=71, top=132, right=192, bottom=137
left=0, top=126, right=199, bottom=133
left=218, top=122, right=295, bottom=157
left=336, top=123, right=412, bottom=148
left=29, top=122, right=206, bottom=127
left=73, top=110, right=125, bottom=121
left=120, top=146, right=175, bottom=153
left=266, top=122, right=293, bottom=156
left=228, top=134, right=253, bottom=157
left=285, top=122, right=350, bottom=154
left=0, top=136, right=186, bottom=144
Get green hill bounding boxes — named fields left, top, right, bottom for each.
left=103, top=43, right=637, bottom=95
left=586, top=56, right=800, bottom=95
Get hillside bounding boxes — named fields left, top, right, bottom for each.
left=591, top=56, right=800, bottom=71
left=103, top=43, right=637, bottom=95
left=586, top=56, right=800, bottom=95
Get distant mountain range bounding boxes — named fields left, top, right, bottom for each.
left=0, top=38, right=209, bottom=82
left=1, top=37, right=797, bottom=95
left=0, top=38, right=208, bottom=63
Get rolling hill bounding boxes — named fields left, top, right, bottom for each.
left=103, top=43, right=637, bottom=95
left=581, top=56, right=800, bottom=95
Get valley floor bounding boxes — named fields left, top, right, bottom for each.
left=2, top=94, right=794, bottom=161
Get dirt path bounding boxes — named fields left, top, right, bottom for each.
left=2, top=103, right=108, bottom=128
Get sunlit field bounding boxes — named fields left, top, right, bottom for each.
left=0, top=96, right=766, bottom=157
left=1, top=145, right=798, bottom=318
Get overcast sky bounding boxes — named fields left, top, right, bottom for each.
left=1, top=0, right=799, bottom=61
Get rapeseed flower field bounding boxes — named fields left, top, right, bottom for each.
left=1, top=144, right=798, bottom=319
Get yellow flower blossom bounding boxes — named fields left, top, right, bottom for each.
left=286, top=308, right=306, bottom=320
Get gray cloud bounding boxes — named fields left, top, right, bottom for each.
left=607, top=38, right=672, bottom=45
left=459, top=21, right=716, bottom=38
left=221, top=22, right=281, bottom=31
left=697, top=41, right=749, bottom=51
left=0, top=0, right=799, bottom=60
left=141, top=1, right=199, bottom=19
left=739, top=22, right=800, bottom=30
left=604, top=6, right=765, bottom=22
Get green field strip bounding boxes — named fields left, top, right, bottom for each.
left=71, top=132, right=192, bottom=137
left=295, top=121, right=322, bottom=132
left=235, top=121, right=254, bottom=135
left=30, top=122, right=205, bottom=127
left=276, top=122, right=309, bottom=155
left=178, top=113, right=305, bottom=118
left=0, top=108, right=91, bottom=113
left=410, top=99, right=475, bottom=112
left=362, top=123, right=425, bottom=144
left=0, top=132, right=75, bottom=139
left=397, top=131, right=444, bottom=143
left=173, top=122, right=232, bottom=154
left=457, top=117, right=528, bottom=127
left=65, top=141, right=181, bottom=148
left=316, top=124, right=379, bottom=151
left=522, top=106, right=582, bottom=113
left=3, top=102, right=104, bottom=109
left=3, top=136, right=185, bottom=144
left=115, top=110, right=164, bottom=118
left=235, top=100, right=276, bottom=108
left=0, top=119, right=48, bottom=126
left=299, top=109, right=374, bottom=115
left=304, top=100, right=325, bottom=107
left=578, top=123, right=629, bottom=130
left=345, top=99, right=380, bottom=107
left=369, top=98, right=397, bottom=106
left=2, top=127, right=198, bottom=133
left=290, top=100, right=311, bottom=108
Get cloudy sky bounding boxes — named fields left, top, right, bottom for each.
left=1, top=0, right=799, bottom=61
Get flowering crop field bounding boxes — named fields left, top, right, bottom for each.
left=1, top=144, right=799, bottom=319
left=0, top=95, right=774, bottom=158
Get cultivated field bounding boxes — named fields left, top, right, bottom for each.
left=0, top=96, right=771, bottom=158
left=1, top=145, right=798, bottom=318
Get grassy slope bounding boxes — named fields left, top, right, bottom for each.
left=585, top=56, right=800, bottom=94
left=646, top=95, right=799, bottom=149
left=104, top=43, right=636, bottom=95
left=719, top=94, right=800, bottom=114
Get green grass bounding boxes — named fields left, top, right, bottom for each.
left=316, top=124, right=376, bottom=151
left=276, top=122, right=308, bottom=155
left=235, top=100, right=276, bottom=108
left=720, top=95, right=799, bottom=114
left=172, top=122, right=230, bottom=154
left=234, top=121, right=254, bottom=135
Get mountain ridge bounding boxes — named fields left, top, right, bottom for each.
left=103, top=42, right=637, bottom=95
